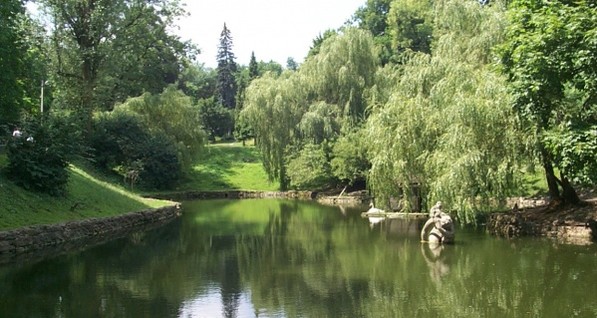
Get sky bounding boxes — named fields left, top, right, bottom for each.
left=174, top=0, right=366, bottom=68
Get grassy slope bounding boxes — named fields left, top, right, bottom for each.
left=171, top=142, right=279, bottom=192
left=0, top=156, right=173, bottom=231
left=0, top=142, right=276, bottom=230
left=1, top=139, right=546, bottom=230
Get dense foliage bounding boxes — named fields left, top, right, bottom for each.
left=89, top=111, right=181, bottom=189
left=4, top=114, right=82, bottom=196
left=40, top=0, right=193, bottom=114
left=243, top=28, right=378, bottom=190
left=114, top=85, right=207, bottom=170
left=3, top=0, right=596, bottom=222
left=499, top=0, right=597, bottom=202
left=0, top=0, right=47, bottom=127
left=368, top=0, right=523, bottom=220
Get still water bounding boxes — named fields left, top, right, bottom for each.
left=1, top=199, right=596, bottom=318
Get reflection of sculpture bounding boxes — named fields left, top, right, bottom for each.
left=421, top=243, right=450, bottom=283
left=420, top=201, right=455, bottom=244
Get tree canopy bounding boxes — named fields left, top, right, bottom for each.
left=499, top=0, right=597, bottom=203
left=41, top=0, right=193, bottom=113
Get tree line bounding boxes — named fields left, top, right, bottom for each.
left=1, top=0, right=595, bottom=222
left=0, top=0, right=282, bottom=194
left=242, top=0, right=596, bottom=221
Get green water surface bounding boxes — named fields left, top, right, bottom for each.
left=0, top=199, right=596, bottom=317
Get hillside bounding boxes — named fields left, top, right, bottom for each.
left=172, top=142, right=279, bottom=192
left=0, top=155, right=173, bottom=231
left=0, top=142, right=276, bottom=230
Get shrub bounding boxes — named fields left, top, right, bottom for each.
left=116, top=86, right=207, bottom=169
left=136, top=133, right=181, bottom=189
left=88, top=111, right=182, bottom=189
left=286, top=143, right=335, bottom=190
left=89, top=112, right=149, bottom=168
left=4, top=114, right=82, bottom=196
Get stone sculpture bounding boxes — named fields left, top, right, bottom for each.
left=421, top=201, right=455, bottom=244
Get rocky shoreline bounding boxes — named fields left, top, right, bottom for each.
left=0, top=205, right=180, bottom=264
left=486, top=199, right=597, bottom=244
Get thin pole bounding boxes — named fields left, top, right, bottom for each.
left=41, top=79, right=44, bottom=113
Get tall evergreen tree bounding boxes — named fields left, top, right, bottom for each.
left=248, top=51, right=259, bottom=79
left=216, top=23, right=238, bottom=109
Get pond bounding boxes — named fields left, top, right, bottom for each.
left=1, top=199, right=596, bottom=317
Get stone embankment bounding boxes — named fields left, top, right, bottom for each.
left=0, top=205, right=180, bottom=264
left=149, top=190, right=318, bottom=201
left=149, top=190, right=372, bottom=207
left=487, top=198, right=597, bottom=245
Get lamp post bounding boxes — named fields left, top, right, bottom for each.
left=41, top=79, right=45, bottom=113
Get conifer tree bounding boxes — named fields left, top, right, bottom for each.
left=249, top=51, right=259, bottom=79
left=216, top=23, right=238, bottom=109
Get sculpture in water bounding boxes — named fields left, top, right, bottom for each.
left=420, top=201, right=455, bottom=244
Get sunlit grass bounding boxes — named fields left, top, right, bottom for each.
left=174, top=142, right=279, bottom=192
left=0, top=155, right=174, bottom=230
left=518, top=167, right=548, bottom=197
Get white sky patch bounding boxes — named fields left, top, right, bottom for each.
left=174, top=0, right=365, bottom=68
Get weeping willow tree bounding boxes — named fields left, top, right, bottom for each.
left=300, top=28, right=379, bottom=127
left=367, top=0, right=525, bottom=222
left=242, top=72, right=306, bottom=189
left=114, top=85, right=207, bottom=170
left=242, top=28, right=379, bottom=190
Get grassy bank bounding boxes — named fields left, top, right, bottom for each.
left=0, top=142, right=275, bottom=230
left=171, top=142, right=278, bottom=193
left=0, top=156, right=174, bottom=231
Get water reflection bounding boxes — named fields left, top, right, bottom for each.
left=421, top=243, right=451, bottom=284
left=0, top=199, right=596, bottom=318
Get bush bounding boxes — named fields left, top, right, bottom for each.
left=89, top=112, right=149, bottom=168
left=136, top=133, right=181, bottom=189
left=4, top=114, right=82, bottom=196
left=115, top=86, right=207, bottom=170
left=286, top=143, right=335, bottom=190
left=88, top=111, right=182, bottom=189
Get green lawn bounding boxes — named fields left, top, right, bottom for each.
left=172, top=142, right=279, bottom=192
left=0, top=155, right=174, bottom=230
left=0, top=142, right=276, bottom=230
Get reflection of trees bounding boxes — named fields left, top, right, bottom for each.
left=1, top=200, right=597, bottom=317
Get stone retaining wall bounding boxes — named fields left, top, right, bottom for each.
left=150, top=190, right=317, bottom=201
left=0, top=205, right=180, bottom=264
left=487, top=212, right=597, bottom=244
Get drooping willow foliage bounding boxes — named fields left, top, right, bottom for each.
left=243, top=0, right=534, bottom=222
left=242, top=28, right=379, bottom=190
left=367, top=0, right=525, bottom=222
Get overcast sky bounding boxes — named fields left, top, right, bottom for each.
left=174, top=0, right=366, bottom=68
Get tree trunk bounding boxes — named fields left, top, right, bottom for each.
left=559, top=174, right=580, bottom=205
left=540, top=146, right=561, bottom=201
left=279, top=164, right=288, bottom=191
left=540, top=145, right=580, bottom=205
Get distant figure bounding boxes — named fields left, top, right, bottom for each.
left=12, top=127, right=22, bottom=138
